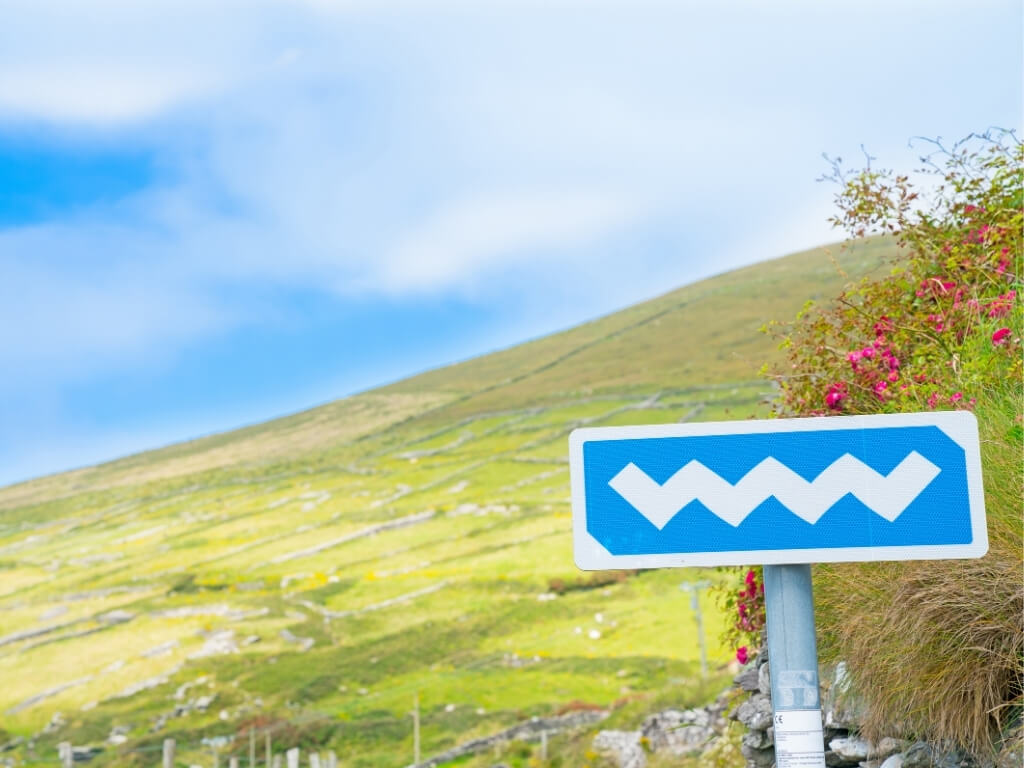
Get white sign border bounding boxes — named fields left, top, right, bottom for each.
left=570, top=411, right=987, bottom=570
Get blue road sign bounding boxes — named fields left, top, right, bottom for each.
left=570, top=411, right=986, bottom=568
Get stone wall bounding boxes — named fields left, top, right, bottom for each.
left=730, top=646, right=1023, bottom=768
left=590, top=645, right=1021, bottom=768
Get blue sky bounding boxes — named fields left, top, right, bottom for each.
left=1, top=0, right=1021, bottom=486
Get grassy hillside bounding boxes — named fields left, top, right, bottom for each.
left=0, top=238, right=893, bottom=767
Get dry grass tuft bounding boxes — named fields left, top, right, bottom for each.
left=814, top=389, right=1023, bottom=756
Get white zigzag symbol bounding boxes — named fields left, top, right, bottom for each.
left=608, top=452, right=941, bottom=530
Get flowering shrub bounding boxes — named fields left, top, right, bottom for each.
left=754, top=130, right=1021, bottom=751
left=720, top=131, right=1022, bottom=680
left=770, top=131, right=1021, bottom=418
left=717, top=567, right=765, bottom=664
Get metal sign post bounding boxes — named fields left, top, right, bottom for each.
left=764, top=564, right=823, bottom=768
left=569, top=411, right=987, bottom=768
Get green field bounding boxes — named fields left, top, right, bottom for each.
left=0, top=239, right=894, bottom=767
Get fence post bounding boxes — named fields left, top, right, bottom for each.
left=412, top=694, right=420, bottom=766
left=541, top=731, right=548, bottom=761
left=286, top=747, right=299, bottom=768
left=271, top=755, right=282, bottom=768
left=309, top=753, right=321, bottom=768
left=229, top=757, right=239, bottom=768
left=250, top=729, right=256, bottom=768
left=58, top=742, right=73, bottom=768
left=265, top=732, right=272, bottom=768
left=325, top=751, right=337, bottom=768
left=163, top=738, right=176, bottom=768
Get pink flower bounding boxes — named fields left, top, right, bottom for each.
left=927, top=392, right=939, bottom=409
left=887, top=371, right=899, bottom=383
left=950, top=392, right=963, bottom=403
left=874, top=381, right=888, bottom=399
left=745, top=569, right=757, bottom=587
left=988, top=291, right=1016, bottom=318
left=825, top=383, right=847, bottom=410
left=736, top=646, right=749, bottom=665
left=861, top=347, right=875, bottom=359
left=992, top=327, right=1011, bottom=345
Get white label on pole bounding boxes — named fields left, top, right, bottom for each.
left=773, top=709, right=825, bottom=768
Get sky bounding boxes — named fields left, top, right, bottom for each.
left=0, top=0, right=1021, bottom=487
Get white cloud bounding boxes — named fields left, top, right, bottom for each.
left=383, top=191, right=639, bottom=292
left=0, top=0, right=282, bottom=123
left=0, top=67, right=229, bottom=124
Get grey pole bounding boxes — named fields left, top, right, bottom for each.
left=680, top=580, right=710, bottom=679
left=763, top=564, right=825, bottom=768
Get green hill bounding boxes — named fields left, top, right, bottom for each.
left=0, top=238, right=893, bottom=767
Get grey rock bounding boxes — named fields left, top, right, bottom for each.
left=97, top=610, right=134, bottom=625
left=825, top=751, right=852, bottom=767
left=641, top=708, right=714, bottom=754
left=871, top=739, right=910, bottom=760
left=736, top=664, right=761, bottom=692
left=71, top=746, right=102, bottom=763
left=880, top=755, right=904, bottom=768
left=933, top=750, right=975, bottom=768
left=860, top=761, right=883, bottom=768
left=901, top=743, right=977, bottom=768
left=902, top=743, right=936, bottom=768
left=42, top=711, right=67, bottom=735
left=734, top=694, right=774, bottom=731
left=825, top=727, right=851, bottom=743
left=741, top=742, right=776, bottom=768
left=593, top=730, right=646, bottom=768
left=758, top=663, right=772, bottom=696
left=743, top=729, right=773, bottom=751
left=830, top=737, right=870, bottom=762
